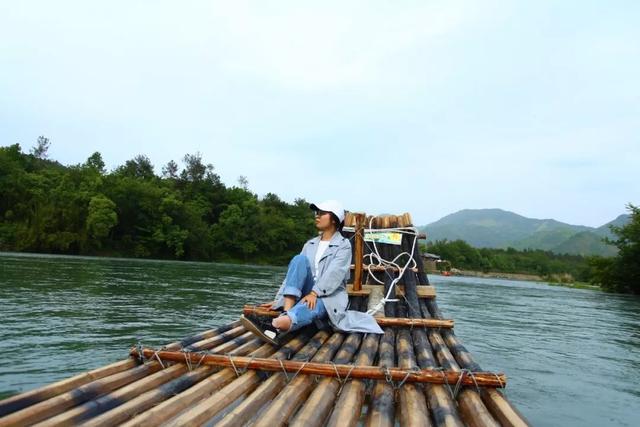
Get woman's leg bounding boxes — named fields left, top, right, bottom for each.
left=280, top=254, right=315, bottom=310
left=282, top=297, right=328, bottom=331
left=273, top=254, right=320, bottom=331
left=242, top=255, right=317, bottom=344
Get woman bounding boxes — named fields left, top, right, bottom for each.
left=241, top=200, right=383, bottom=344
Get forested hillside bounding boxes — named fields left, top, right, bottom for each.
left=0, top=139, right=316, bottom=264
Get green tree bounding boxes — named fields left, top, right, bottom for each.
left=86, top=194, right=118, bottom=244
left=210, top=201, right=259, bottom=261
left=151, top=194, right=190, bottom=258
left=424, top=238, right=592, bottom=280
left=0, top=144, right=320, bottom=264
left=115, top=155, right=155, bottom=180
left=589, top=204, right=640, bottom=294
left=180, top=152, right=211, bottom=182
left=85, top=152, right=106, bottom=174
left=162, top=160, right=179, bottom=179
left=31, top=136, right=51, bottom=159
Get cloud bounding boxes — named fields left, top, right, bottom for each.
left=202, top=1, right=478, bottom=91
left=0, top=1, right=638, bottom=227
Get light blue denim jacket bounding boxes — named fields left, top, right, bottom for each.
left=274, top=231, right=383, bottom=334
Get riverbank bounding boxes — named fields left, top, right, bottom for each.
left=453, top=269, right=544, bottom=282
left=546, top=281, right=602, bottom=291
left=429, top=270, right=603, bottom=291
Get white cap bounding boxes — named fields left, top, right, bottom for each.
left=309, top=199, right=345, bottom=223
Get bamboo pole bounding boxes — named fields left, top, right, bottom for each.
left=122, top=331, right=316, bottom=427
left=480, top=389, right=531, bottom=427
left=34, top=365, right=190, bottom=427
left=342, top=216, right=356, bottom=284
left=409, top=301, right=464, bottom=427
left=366, top=328, right=396, bottom=427
left=0, top=359, right=137, bottom=419
left=200, top=331, right=253, bottom=354
left=241, top=306, right=452, bottom=328
left=419, top=300, right=501, bottom=427
left=249, top=332, right=346, bottom=427
left=325, top=332, right=380, bottom=427
left=401, top=267, right=421, bottom=319
left=289, top=333, right=363, bottom=427
left=366, top=272, right=397, bottom=427
left=442, top=327, right=521, bottom=426
left=210, top=330, right=334, bottom=427
left=415, top=344, right=465, bottom=426
left=3, top=324, right=249, bottom=426
left=425, top=300, right=531, bottom=427
left=130, top=346, right=506, bottom=388
left=395, top=306, right=431, bottom=427
left=33, top=338, right=262, bottom=427
left=353, top=212, right=365, bottom=291
left=0, top=361, right=163, bottom=427
left=162, top=329, right=336, bottom=427
left=412, top=232, right=430, bottom=285
left=183, top=325, right=246, bottom=351
left=0, top=321, right=241, bottom=418
left=76, top=333, right=257, bottom=427
left=401, top=269, right=462, bottom=425
left=176, top=320, right=242, bottom=349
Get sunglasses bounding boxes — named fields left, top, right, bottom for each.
left=314, top=210, right=330, bottom=217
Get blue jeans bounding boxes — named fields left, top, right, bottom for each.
left=280, top=254, right=327, bottom=331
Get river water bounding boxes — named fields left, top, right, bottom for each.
left=0, top=252, right=638, bottom=426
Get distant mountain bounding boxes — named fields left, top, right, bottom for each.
left=594, top=214, right=630, bottom=238
left=419, top=209, right=628, bottom=256
left=553, top=231, right=618, bottom=257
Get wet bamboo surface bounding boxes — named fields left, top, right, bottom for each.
left=0, top=213, right=530, bottom=426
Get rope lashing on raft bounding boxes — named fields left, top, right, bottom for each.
left=229, top=354, right=259, bottom=377
left=194, top=352, right=207, bottom=370
left=380, top=365, right=421, bottom=402
left=330, top=362, right=356, bottom=396
left=137, top=341, right=169, bottom=369
left=360, top=218, right=420, bottom=316
left=278, top=358, right=310, bottom=383
left=434, top=367, right=483, bottom=399
left=492, top=371, right=508, bottom=397
left=435, top=367, right=455, bottom=397
left=135, top=341, right=144, bottom=363
left=183, top=350, right=193, bottom=371
left=229, top=355, right=241, bottom=377
left=393, top=366, right=420, bottom=390
left=456, top=369, right=481, bottom=396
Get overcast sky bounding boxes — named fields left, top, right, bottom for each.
left=1, top=1, right=638, bottom=227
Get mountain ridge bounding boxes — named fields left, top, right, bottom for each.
left=418, top=208, right=627, bottom=256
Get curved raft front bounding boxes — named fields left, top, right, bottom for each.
left=0, top=213, right=531, bottom=426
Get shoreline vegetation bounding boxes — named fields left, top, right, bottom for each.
left=1, top=139, right=637, bottom=294
left=0, top=140, right=316, bottom=266
left=430, top=269, right=602, bottom=291
left=422, top=239, right=593, bottom=283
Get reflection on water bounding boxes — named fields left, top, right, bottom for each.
left=0, top=253, right=639, bottom=426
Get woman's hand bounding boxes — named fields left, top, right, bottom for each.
left=300, top=291, right=318, bottom=310
left=258, top=301, right=276, bottom=309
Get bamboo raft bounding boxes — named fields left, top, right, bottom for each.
left=0, top=212, right=531, bottom=426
